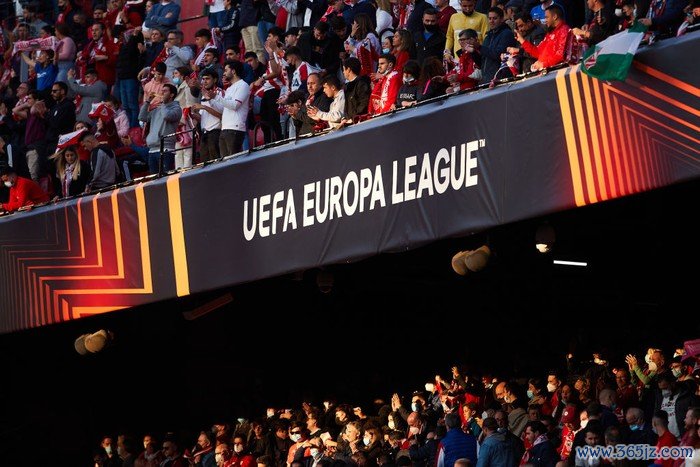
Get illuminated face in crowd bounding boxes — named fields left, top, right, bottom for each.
left=460, top=0, right=476, bottom=15
left=487, top=11, right=503, bottom=30
left=544, top=9, right=558, bottom=30
left=307, top=75, right=321, bottom=95
left=377, top=58, right=393, bottom=75
left=515, top=18, right=533, bottom=36
left=92, top=23, right=104, bottom=40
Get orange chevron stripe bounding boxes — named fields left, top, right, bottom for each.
left=645, top=129, right=667, bottom=185
left=650, top=138, right=700, bottom=170
left=622, top=99, right=645, bottom=192
left=633, top=61, right=700, bottom=97
left=167, top=174, right=190, bottom=297
left=602, top=82, right=628, bottom=196
left=638, top=124, right=700, bottom=165
left=618, top=104, right=700, bottom=154
left=592, top=78, right=618, bottom=199
left=555, top=69, right=586, bottom=207
left=607, top=86, right=700, bottom=134
left=626, top=79, right=700, bottom=118
left=610, top=92, right=638, bottom=193
left=569, top=68, right=598, bottom=204
left=52, top=184, right=153, bottom=321
left=580, top=73, right=608, bottom=201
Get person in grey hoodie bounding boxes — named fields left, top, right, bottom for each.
left=79, top=133, right=120, bottom=191
left=66, top=67, right=108, bottom=124
left=138, top=83, right=182, bottom=174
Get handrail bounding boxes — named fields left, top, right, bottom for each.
left=176, top=14, right=207, bottom=24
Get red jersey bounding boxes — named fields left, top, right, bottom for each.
left=521, top=22, right=571, bottom=69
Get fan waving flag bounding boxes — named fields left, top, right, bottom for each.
left=57, top=129, right=87, bottom=150
left=581, top=23, right=647, bottom=82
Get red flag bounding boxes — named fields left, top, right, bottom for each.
left=57, top=129, right=87, bottom=150
left=88, top=102, right=116, bottom=122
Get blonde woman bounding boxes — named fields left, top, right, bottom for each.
left=51, top=146, right=92, bottom=199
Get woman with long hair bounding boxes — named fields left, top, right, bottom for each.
left=95, top=118, right=122, bottom=149
left=73, top=121, right=93, bottom=162
left=417, top=57, right=448, bottom=101
left=391, top=29, right=416, bottom=73
left=51, top=145, right=92, bottom=198
left=345, top=14, right=382, bottom=77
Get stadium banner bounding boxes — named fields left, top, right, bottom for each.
left=1, top=33, right=698, bottom=333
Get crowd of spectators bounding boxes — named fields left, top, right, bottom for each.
left=1, top=0, right=699, bottom=214
left=91, top=345, right=700, bottom=466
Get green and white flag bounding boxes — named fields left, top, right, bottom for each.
left=581, top=23, right=647, bottom=82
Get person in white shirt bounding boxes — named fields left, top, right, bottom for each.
left=191, top=69, right=224, bottom=162
left=219, top=60, right=250, bottom=157
left=307, top=75, right=345, bottom=129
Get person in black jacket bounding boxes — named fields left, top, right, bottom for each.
left=342, top=57, right=370, bottom=120
left=298, top=21, right=343, bottom=77
left=286, top=90, right=316, bottom=136
left=46, top=81, right=76, bottom=156
left=522, top=421, right=558, bottom=466
left=51, top=145, right=92, bottom=198
left=114, top=26, right=144, bottom=128
left=479, top=7, right=518, bottom=83
left=415, top=8, right=447, bottom=66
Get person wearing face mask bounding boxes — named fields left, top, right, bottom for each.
left=94, top=436, right=121, bottom=467
left=626, top=350, right=665, bottom=388
left=361, top=427, right=384, bottom=462
left=228, top=435, right=256, bottom=467
left=415, top=9, right=446, bottom=66
left=392, top=59, right=421, bottom=108
left=654, top=371, right=694, bottom=439
left=623, top=407, right=657, bottom=446
left=0, top=164, right=48, bottom=213
left=651, top=410, right=678, bottom=467
left=287, top=424, right=311, bottom=465
left=214, top=443, right=233, bottom=467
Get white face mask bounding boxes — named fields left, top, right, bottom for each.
left=290, top=434, right=302, bottom=443
left=104, top=445, right=112, bottom=455
left=4, top=180, right=13, bottom=188
left=409, top=426, right=419, bottom=435
left=425, top=383, right=435, bottom=392
left=645, top=354, right=653, bottom=364
left=388, top=420, right=396, bottom=430
left=547, top=382, right=557, bottom=393
left=215, top=453, right=224, bottom=464
left=310, top=448, right=320, bottom=458
left=363, top=437, right=371, bottom=446
left=614, top=8, right=623, bottom=16
left=672, top=368, right=682, bottom=378
left=234, top=444, right=244, bottom=453
left=267, top=409, right=275, bottom=418
left=648, top=362, right=658, bottom=372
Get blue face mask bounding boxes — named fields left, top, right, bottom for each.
left=629, top=425, right=639, bottom=431
left=527, top=390, right=534, bottom=399
left=173, top=77, right=182, bottom=86
left=382, top=47, right=391, bottom=54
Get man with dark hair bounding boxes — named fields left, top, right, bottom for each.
left=298, top=21, right=343, bottom=77
left=308, top=75, right=345, bottom=129
left=369, top=53, right=401, bottom=115
left=521, top=421, right=557, bottom=466
left=226, top=46, right=256, bottom=84
left=67, top=67, right=107, bottom=123
left=515, top=4, right=570, bottom=71
left=477, top=417, right=516, bottom=466
left=138, top=82, right=182, bottom=173
left=437, top=413, right=478, bottom=467
left=244, top=52, right=266, bottom=80
left=285, top=90, right=315, bottom=136
left=79, top=133, right=120, bottom=191
left=479, top=7, right=518, bottom=83
left=114, top=24, right=144, bottom=128
left=507, top=12, right=544, bottom=73
left=0, top=164, right=49, bottom=213
left=416, top=9, right=447, bottom=66
left=220, top=60, right=250, bottom=156
left=192, top=69, right=224, bottom=162
left=47, top=81, right=76, bottom=155
left=342, top=57, right=370, bottom=120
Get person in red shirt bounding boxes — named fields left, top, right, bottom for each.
left=514, top=4, right=570, bottom=71
left=369, top=54, right=402, bottom=115
left=0, top=164, right=49, bottom=213
left=653, top=410, right=678, bottom=467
